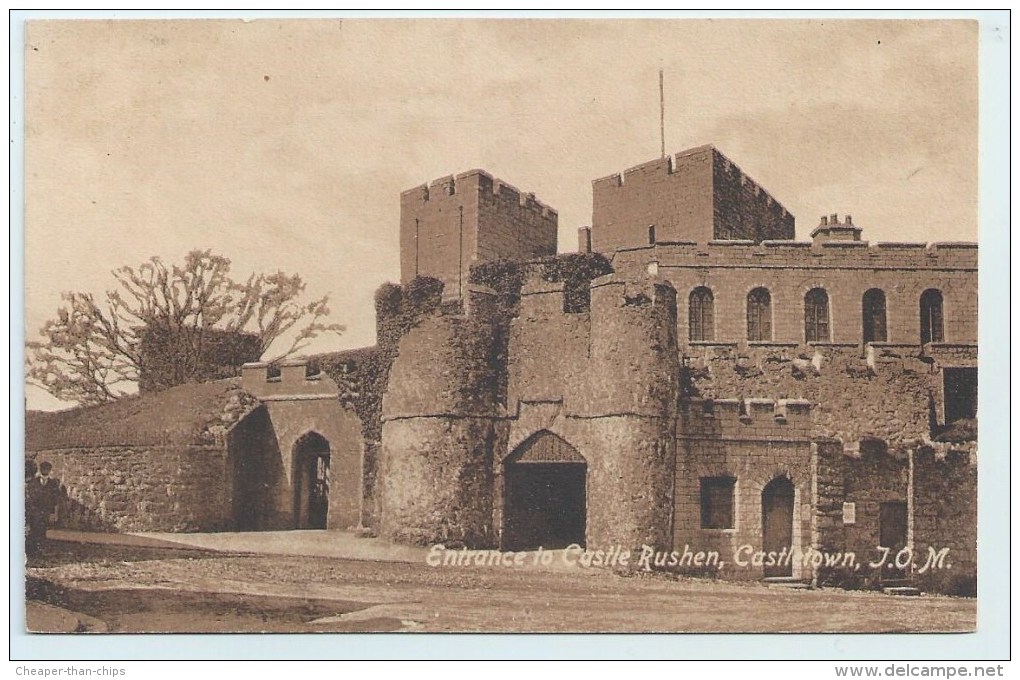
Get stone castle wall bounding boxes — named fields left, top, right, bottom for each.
left=912, top=449, right=977, bottom=594
left=711, top=149, right=797, bottom=242
left=675, top=398, right=814, bottom=580
left=682, top=344, right=937, bottom=449
left=815, top=441, right=976, bottom=594
left=28, top=445, right=232, bottom=533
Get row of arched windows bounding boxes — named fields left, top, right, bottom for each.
left=687, top=287, right=945, bottom=345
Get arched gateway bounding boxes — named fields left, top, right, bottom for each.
left=292, top=431, right=331, bottom=529
left=502, top=431, right=586, bottom=551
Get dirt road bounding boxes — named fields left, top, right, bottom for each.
left=24, top=535, right=975, bottom=634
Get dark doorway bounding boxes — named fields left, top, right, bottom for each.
left=232, top=450, right=263, bottom=532
left=293, top=432, right=330, bottom=530
left=503, top=463, right=586, bottom=551
left=229, top=407, right=282, bottom=532
left=943, top=367, right=978, bottom=423
left=502, top=431, right=587, bottom=551
left=762, top=476, right=795, bottom=577
left=879, top=501, right=909, bottom=580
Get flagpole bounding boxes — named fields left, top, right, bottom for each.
left=659, top=67, right=665, bottom=159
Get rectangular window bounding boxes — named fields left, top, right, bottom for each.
left=943, top=367, right=977, bottom=422
left=700, top=477, right=735, bottom=529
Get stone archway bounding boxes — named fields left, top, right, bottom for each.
left=502, top=431, right=586, bottom=551
left=293, top=432, right=330, bottom=529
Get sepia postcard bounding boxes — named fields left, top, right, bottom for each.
left=14, top=14, right=1007, bottom=658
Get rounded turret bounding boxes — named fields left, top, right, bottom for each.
left=580, top=274, right=680, bottom=551
left=378, top=307, right=501, bottom=546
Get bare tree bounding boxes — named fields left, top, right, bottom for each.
left=27, top=250, right=344, bottom=405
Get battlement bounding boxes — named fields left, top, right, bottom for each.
left=593, top=146, right=793, bottom=217
left=679, top=396, right=813, bottom=441
left=401, top=169, right=558, bottom=221
left=816, top=437, right=976, bottom=466
left=682, top=341, right=951, bottom=380
left=240, top=359, right=339, bottom=400
left=515, top=267, right=678, bottom=322
left=612, top=239, right=978, bottom=271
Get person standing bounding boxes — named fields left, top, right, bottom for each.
left=25, top=459, right=41, bottom=555
left=27, top=461, right=61, bottom=554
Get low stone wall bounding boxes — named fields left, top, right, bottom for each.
left=913, top=449, right=977, bottom=596
left=28, top=445, right=232, bottom=532
left=815, top=441, right=976, bottom=595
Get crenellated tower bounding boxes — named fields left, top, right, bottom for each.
left=591, top=144, right=794, bottom=252
left=400, top=170, right=558, bottom=299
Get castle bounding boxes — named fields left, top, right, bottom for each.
left=26, top=145, right=978, bottom=593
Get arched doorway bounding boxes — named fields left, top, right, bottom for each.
left=761, top=476, right=795, bottom=577
left=293, top=432, right=330, bottom=529
left=502, top=431, right=586, bottom=551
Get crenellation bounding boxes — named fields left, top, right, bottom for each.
left=241, top=359, right=339, bottom=399
left=429, top=174, right=456, bottom=195
left=609, top=240, right=978, bottom=270
left=495, top=180, right=521, bottom=204
left=457, top=168, right=494, bottom=191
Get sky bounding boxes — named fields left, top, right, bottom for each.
left=23, top=18, right=979, bottom=411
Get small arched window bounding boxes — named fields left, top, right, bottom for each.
left=689, top=287, right=714, bottom=342
left=804, top=288, right=830, bottom=342
left=862, top=289, right=888, bottom=343
left=920, top=289, right=944, bottom=344
left=747, top=287, right=772, bottom=341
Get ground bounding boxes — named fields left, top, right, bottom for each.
left=24, top=531, right=975, bottom=634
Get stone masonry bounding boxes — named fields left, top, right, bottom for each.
left=400, top=169, right=558, bottom=298
left=26, top=144, right=978, bottom=595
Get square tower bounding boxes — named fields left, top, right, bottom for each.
left=400, top=170, right=558, bottom=298
left=591, top=145, right=795, bottom=253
